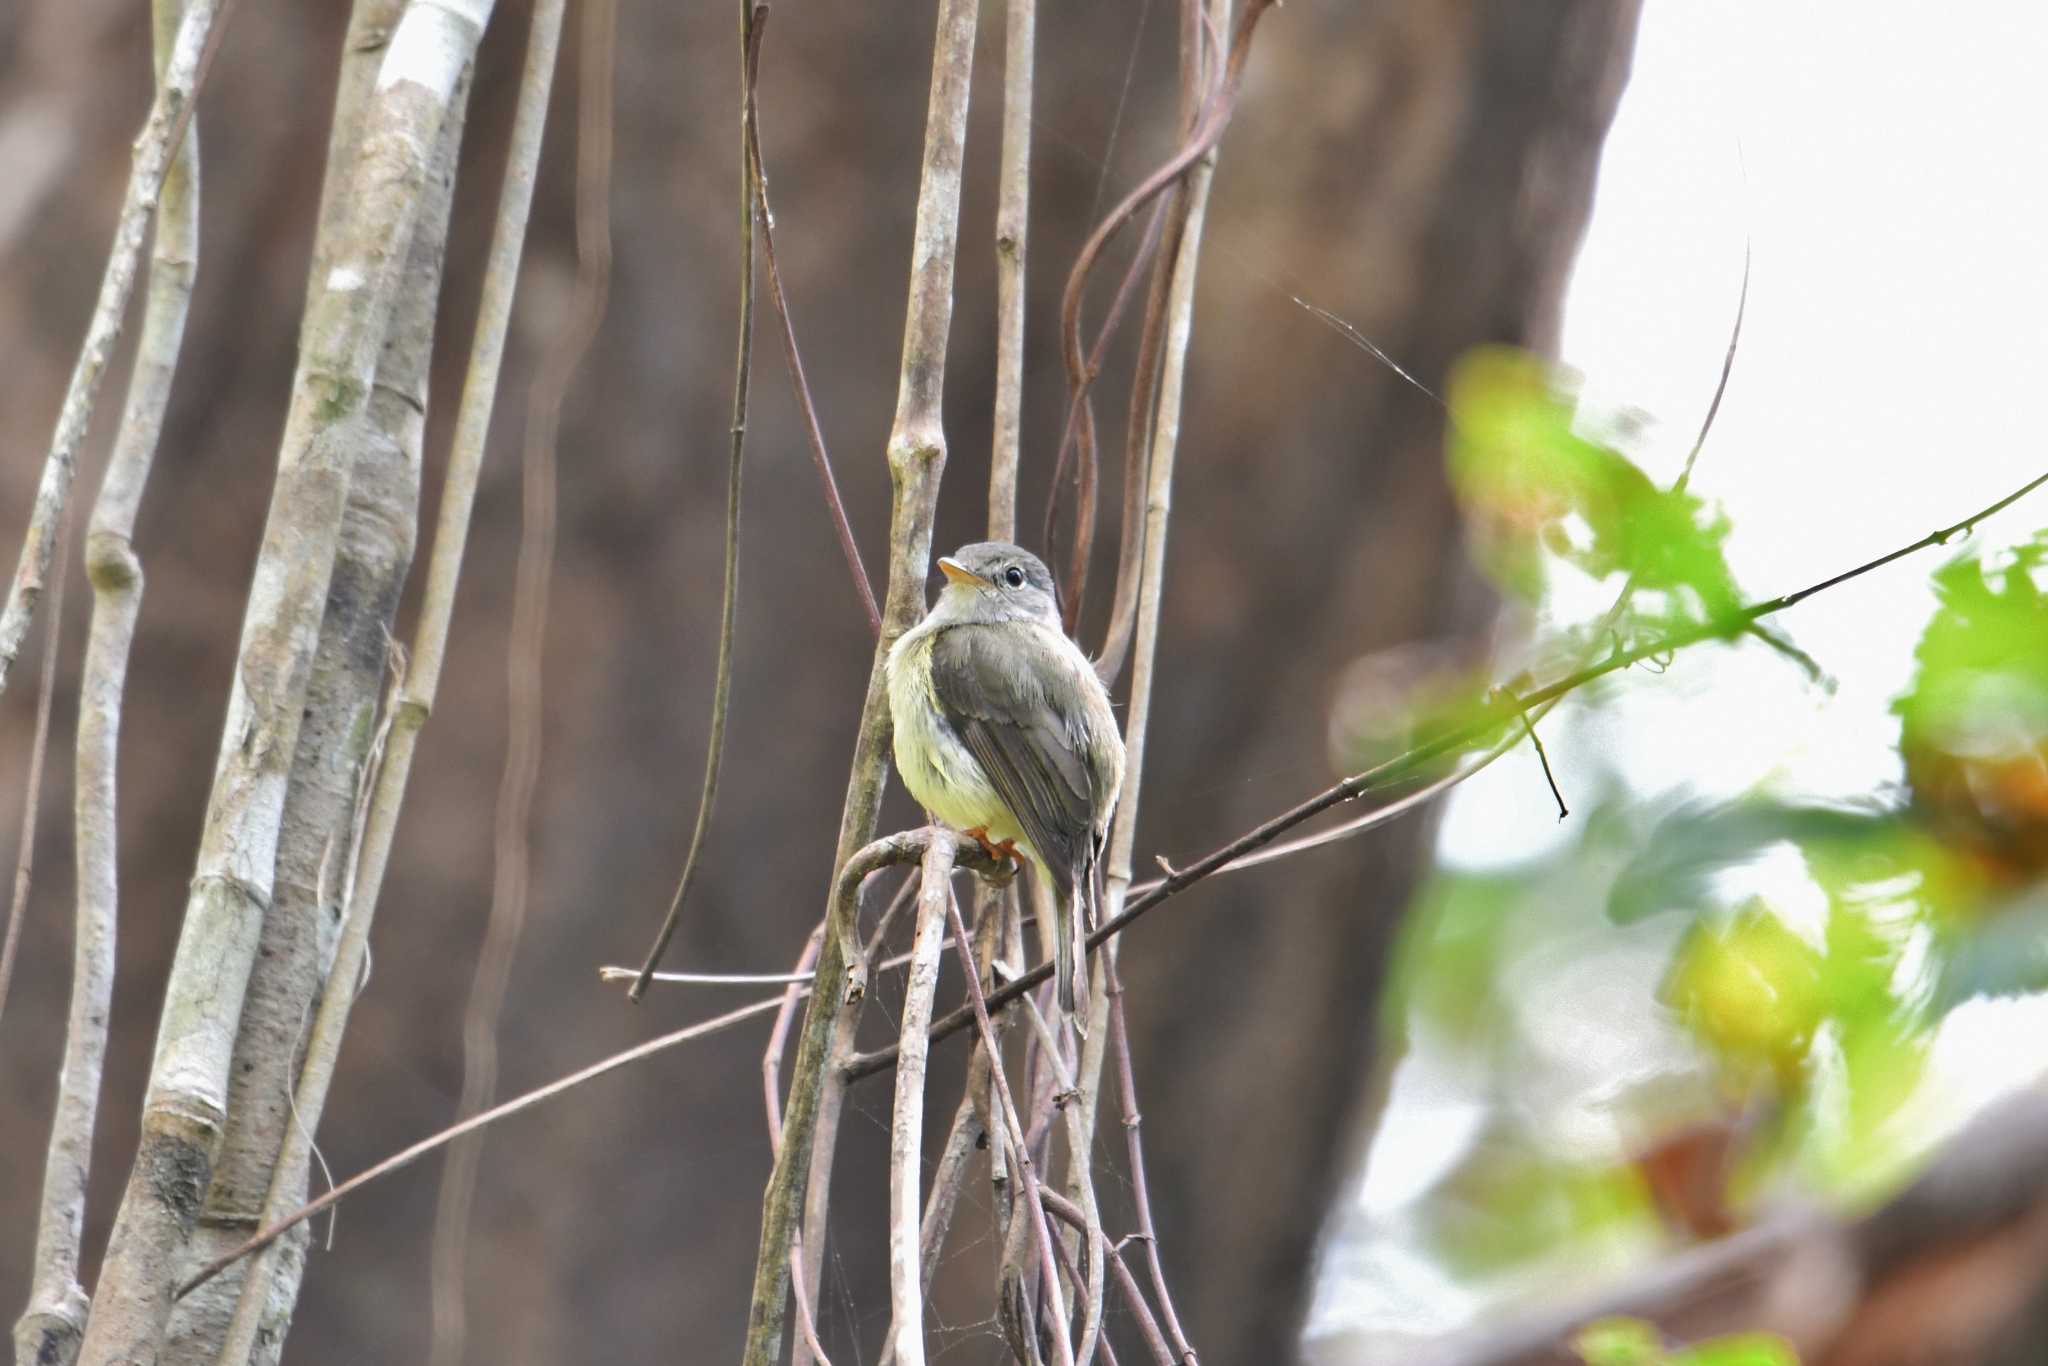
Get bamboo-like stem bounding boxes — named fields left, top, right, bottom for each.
left=887, top=842, right=958, bottom=1366
left=428, top=2, right=610, bottom=1357
left=191, top=0, right=563, bottom=1337
left=988, top=0, right=1035, bottom=540
left=13, top=3, right=202, bottom=1355
left=173, top=15, right=474, bottom=1366
left=0, top=0, right=218, bottom=701
left=740, top=0, right=980, bottom=1355
left=628, top=0, right=763, bottom=1000
left=73, top=9, right=492, bottom=1364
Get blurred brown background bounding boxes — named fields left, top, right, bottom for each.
left=0, top=2, right=1637, bottom=1360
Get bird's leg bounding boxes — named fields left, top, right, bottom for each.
left=960, top=826, right=1022, bottom=884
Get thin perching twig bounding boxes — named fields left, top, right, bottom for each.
left=1107, top=960, right=1195, bottom=1362
left=0, top=0, right=219, bottom=702
left=739, top=0, right=981, bottom=1355
left=73, top=8, right=492, bottom=1365
left=12, top=3, right=201, bottom=1357
left=628, top=0, right=766, bottom=1000
left=429, top=2, right=613, bottom=1361
left=887, top=840, right=958, bottom=1366
left=177, top=995, right=787, bottom=1302
left=0, top=522, right=68, bottom=1031
left=989, top=0, right=1036, bottom=540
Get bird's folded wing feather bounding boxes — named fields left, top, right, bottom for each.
left=928, top=624, right=1106, bottom=891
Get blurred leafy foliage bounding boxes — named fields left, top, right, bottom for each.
left=1446, top=346, right=1743, bottom=630
left=1369, top=361, right=2048, bottom=1329
left=1573, top=1318, right=1798, bottom=1366
left=1897, top=535, right=2048, bottom=877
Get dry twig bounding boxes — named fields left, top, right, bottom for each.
left=886, top=839, right=959, bottom=1365
left=11, top=4, right=202, bottom=1356
left=629, top=0, right=765, bottom=998
left=0, top=0, right=220, bottom=700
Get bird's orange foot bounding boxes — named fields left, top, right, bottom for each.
left=961, top=826, right=1022, bottom=883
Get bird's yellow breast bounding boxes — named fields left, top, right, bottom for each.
left=885, top=629, right=1026, bottom=850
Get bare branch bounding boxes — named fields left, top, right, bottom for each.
left=11, top=4, right=202, bottom=1356
left=1052, top=0, right=1276, bottom=626
left=0, top=0, right=221, bottom=701
left=0, top=519, right=68, bottom=1029
left=159, top=11, right=466, bottom=1362
left=1039, top=1189, right=1175, bottom=1366
left=887, top=841, right=958, bottom=1365
left=989, top=0, right=1037, bottom=540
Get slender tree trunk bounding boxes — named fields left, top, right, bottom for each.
left=161, top=4, right=461, bottom=1358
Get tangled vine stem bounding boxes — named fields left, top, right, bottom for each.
left=1048, top=0, right=1275, bottom=622
left=628, top=0, right=765, bottom=1000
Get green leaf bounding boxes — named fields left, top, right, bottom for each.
left=1573, top=1317, right=1666, bottom=1366
left=1670, top=1332, right=1800, bottom=1366
left=1445, top=346, right=1745, bottom=626
left=1608, top=799, right=1896, bottom=926
left=1896, top=535, right=2048, bottom=760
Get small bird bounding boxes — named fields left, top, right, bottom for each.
left=887, top=542, right=1125, bottom=1016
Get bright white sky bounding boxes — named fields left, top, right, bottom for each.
left=1443, top=1, right=2048, bottom=864
left=1317, top=4, right=2048, bottom=1346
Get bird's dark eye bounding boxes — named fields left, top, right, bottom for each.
left=1003, top=566, right=1025, bottom=588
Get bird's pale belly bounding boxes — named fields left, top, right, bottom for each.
left=886, top=632, right=1030, bottom=854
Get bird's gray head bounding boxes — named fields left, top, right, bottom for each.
left=930, top=541, right=1062, bottom=627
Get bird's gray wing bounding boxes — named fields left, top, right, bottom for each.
left=928, top=624, right=1098, bottom=893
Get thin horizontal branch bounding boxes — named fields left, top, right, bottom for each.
left=848, top=463, right=2048, bottom=1078
left=175, top=995, right=786, bottom=1301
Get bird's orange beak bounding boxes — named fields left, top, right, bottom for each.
left=938, top=557, right=989, bottom=588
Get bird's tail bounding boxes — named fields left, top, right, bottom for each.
left=1057, top=850, right=1101, bottom=1022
